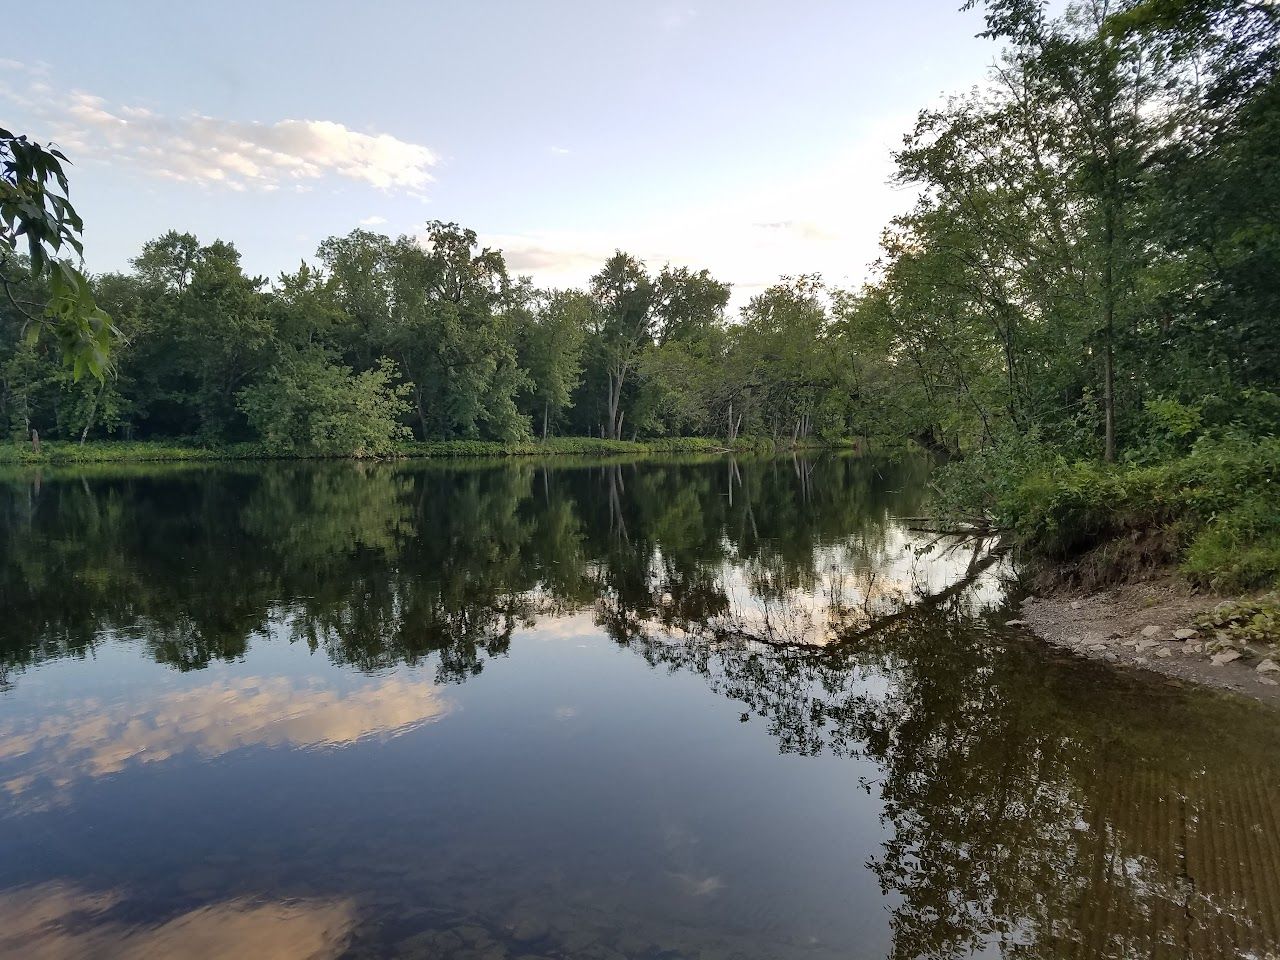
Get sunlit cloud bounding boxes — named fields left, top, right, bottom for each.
left=0, top=64, right=439, bottom=194
left=0, top=675, right=451, bottom=811
left=0, top=882, right=356, bottom=960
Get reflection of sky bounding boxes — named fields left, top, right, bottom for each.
left=0, top=672, right=450, bottom=812
left=645, top=525, right=1010, bottom=648
left=0, top=881, right=355, bottom=960
left=0, top=622, right=896, bottom=958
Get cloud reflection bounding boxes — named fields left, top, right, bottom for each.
left=0, top=675, right=451, bottom=810
left=0, top=882, right=356, bottom=960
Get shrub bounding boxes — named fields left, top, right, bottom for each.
left=934, top=433, right=1280, bottom=591
left=237, top=352, right=413, bottom=457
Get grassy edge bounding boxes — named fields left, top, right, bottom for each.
left=0, top=436, right=852, bottom=466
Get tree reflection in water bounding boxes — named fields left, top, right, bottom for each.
left=602, top=570, right=1280, bottom=959
left=1, top=453, right=1278, bottom=959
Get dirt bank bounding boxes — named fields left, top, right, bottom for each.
left=1008, top=577, right=1280, bottom=706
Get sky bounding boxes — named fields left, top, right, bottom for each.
left=3, top=1, right=1005, bottom=302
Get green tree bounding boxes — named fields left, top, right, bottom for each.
left=518, top=288, right=591, bottom=438
left=589, top=251, right=656, bottom=440
left=237, top=350, right=412, bottom=456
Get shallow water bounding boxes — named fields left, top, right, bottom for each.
left=1, top=454, right=1278, bottom=960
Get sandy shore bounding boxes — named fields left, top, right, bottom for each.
left=1008, top=577, right=1280, bottom=706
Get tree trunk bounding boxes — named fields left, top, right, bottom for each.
left=542, top=402, right=549, bottom=440
left=603, top=363, right=628, bottom=441
left=79, top=381, right=105, bottom=446
left=605, top=370, right=627, bottom=441
left=1102, top=203, right=1117, bottom=463
left=407, top=369, right=428, bottom=440
left=605, top=373, right=616, bottom=440
left=1103, top=333, right=1116, bottom=463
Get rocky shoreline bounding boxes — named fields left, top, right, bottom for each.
left=1008, top=578, right=1280, bottom=706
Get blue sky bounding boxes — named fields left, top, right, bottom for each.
left=3, top=1, right=1004, bottom=300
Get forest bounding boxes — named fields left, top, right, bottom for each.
left=2, top=0, right=1278, bottom=589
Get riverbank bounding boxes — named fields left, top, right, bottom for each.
left=1007, top=577, right=1280, bottom=705
left=0, top=436, right=844, bottom=466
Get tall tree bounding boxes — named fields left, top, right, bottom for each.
left=589, top=252, right=655, bottom=440
left=517, top=288, right=591, bottom=439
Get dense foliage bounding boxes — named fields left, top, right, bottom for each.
left=875, top=0, right=1280, bottom=588
left=1, top=129, right=115, bottom=381
left=0, top=225, right=864, bottom=452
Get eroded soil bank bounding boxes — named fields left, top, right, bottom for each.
left=1010, top=577, right=1280, bottom=706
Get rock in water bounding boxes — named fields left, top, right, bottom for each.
left=1256, top=659, right=1280, bottom=674
left=1211, top=650, right=1243, bottom=666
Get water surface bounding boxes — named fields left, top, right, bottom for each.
left=1, top=454, right=1278, bottom=959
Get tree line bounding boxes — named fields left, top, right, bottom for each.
left=0, top=225, right=862, bottom=452
left=2, top=0, right=1276, bottom=462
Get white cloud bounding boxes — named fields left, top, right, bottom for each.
left=359, top=214, right=388, bottom=226
left=0, top=674, right=451, bottom=812
left=0, top=68, right=439, bottom=194
left=0, top=883, right=356, bottom=960
left=549, top=145, right=571, bottom=156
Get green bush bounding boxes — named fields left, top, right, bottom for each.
left=935, top=433, right=1280, bottom=591
left=237, top=352, right=413, bottom=457
left=1008, top=437, right=1269, bottom=591
left=929, top=430, right=1062, bottom=525
left=1182, top=494, right=1280, bottom=592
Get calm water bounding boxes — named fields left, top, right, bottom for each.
left=1, top=454, right=1279, bottom=960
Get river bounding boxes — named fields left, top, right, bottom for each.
left=1, top=454, right=1278, bottom=959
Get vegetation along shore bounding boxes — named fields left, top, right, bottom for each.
left=0, top=436, right=827, bottom=466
